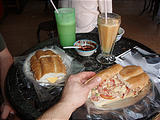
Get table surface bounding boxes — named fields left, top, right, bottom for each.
left=5, top=33, right=157, bottom=120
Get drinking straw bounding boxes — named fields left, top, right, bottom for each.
left=50, top=0, right=59, bottom=13
left=104, top=0, right=108, bottom=23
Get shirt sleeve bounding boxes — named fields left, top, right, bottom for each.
left=98, top=0, right=112, bottom=13
left=0, top=34, right=6, bottom=52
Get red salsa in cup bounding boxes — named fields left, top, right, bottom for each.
left=77, top=41, right=96, bottom=51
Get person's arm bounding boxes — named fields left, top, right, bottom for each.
left=0, top=48, right=14, bottom=119
left=38, top=100, right=75, bottom=120
left=0, top=48, right=13, bottom=100
left=38, top=72, right=102, bottom=120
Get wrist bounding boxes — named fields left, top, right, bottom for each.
left=59, top=99, right=77, bottom=112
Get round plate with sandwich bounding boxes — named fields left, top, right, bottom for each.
left=23, top=48, right=69, bottom=86
left=87, top=64, right=151, bottom=110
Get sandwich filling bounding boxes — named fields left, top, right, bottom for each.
left=90, top=74, right=139, bottom=102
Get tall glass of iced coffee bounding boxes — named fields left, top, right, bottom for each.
left=96, top=13, right=121, bottom=64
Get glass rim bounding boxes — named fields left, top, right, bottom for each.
left=98, top=12, right=121, bottom=19
left=54, top=8, right=75, bottom=14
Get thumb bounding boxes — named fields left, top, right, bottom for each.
left=85, top=77, right=101, bottom=90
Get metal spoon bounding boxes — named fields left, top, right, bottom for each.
left=63, top=43, right=91, bottom=49
left=63, top=44, right=95, bottom=50
left=63, top=46, right=81, bottom=49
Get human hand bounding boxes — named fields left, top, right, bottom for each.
left=60, top=71, right=101, bottom=111
left=1, top=102, right=15, bottom=120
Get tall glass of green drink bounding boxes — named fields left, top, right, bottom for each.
left=55, top=8, right=76, bottom=47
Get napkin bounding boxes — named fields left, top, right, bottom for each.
left=115, top=46, right=160, bottom=93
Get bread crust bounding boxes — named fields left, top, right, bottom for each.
left=92, top=64, right=123, bottom=81
left=126, top=72, right=149, bottom=90
left=119, top=65, right=144, bottom=80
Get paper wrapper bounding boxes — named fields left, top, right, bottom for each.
left=14, top=46, right=84, bottom=102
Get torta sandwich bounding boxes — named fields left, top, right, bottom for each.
left=30, top=50, right=66, bottom=83
left=88, top=64, right=150, bottom=108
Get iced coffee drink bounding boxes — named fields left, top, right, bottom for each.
left=98, top=13, right=121, bottom=54
left=97, top=13, right=121, bottom=64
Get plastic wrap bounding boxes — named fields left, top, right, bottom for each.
left=14, top=46, right=85, bottom=102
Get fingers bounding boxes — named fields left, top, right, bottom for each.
left=85, top=77, right=101, bottom=89
left=79, top=72, right=96, bottom=83
left=70, top=72, right=96, bottom=83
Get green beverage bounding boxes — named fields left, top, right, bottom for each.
left=55, top=8, right=76, bottom=47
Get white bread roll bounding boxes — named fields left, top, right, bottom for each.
left=30, top=50, right=66, bottom=83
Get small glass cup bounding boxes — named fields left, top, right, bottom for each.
left=96, top=13, right=121, bottom=64
left=54, top=8, right=76, bottom=47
